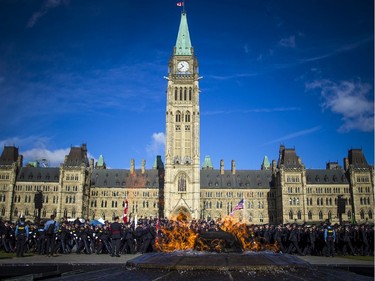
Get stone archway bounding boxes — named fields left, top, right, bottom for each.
left=171, top=206, right=192, bottom=221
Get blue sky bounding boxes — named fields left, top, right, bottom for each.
left=0, top=0, right=373, bottom=170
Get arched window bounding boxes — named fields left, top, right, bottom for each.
left=175, top=88, right=178, bottom=100
left=360, top=210, right=365, bottom=220
left=328, top=211, right=332, bottom=220
left=185, top=111, right=191, bottom=122
left=317, top=198, right=320, bottom=205
left=189, top=87, right=192, bottom=100
left=184, top=87, right=187, bottom=100
left=176, top=111, right=181, bottom=122
left=1, top=207, right=5, bottom=216
left=289, top=210, right=293, bottom=220
left=347, top=210, right=351, bottom=219
left=178, top=175, right=187, bottom=192
left=308, top=211, right=313, bottom=220
left=180, top=87, right=183, bottom=100
left=63, top=209, right=68, bottom=218
left=319, top=210, right=323, bottom=220
left=369, top=210, right=373, bottom=220
left=289, top=198, right=292, bottom=205
left=297, top=210, right=302, bottom=220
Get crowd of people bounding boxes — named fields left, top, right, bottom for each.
left=1, top=215, right=373, bottom=258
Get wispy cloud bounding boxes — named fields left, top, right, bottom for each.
left=146, top=132, right=165, bottom=156
left=27, top=0, right=69, bottom=28
left=0, top=136, right=52, bottom=149
left=21, top=147, right=70, bottom=167
left=209, top=73, right=259, bottom=80
left=0, top=136, right=97, bottom=167
left=203, top=107, right=301, bottom=116
left=262, top=126, right=322, bottom=146
left=279, top=35, right=296, bottom=48
left=299, top=36, right=373, bottom=63
left=306, top=79, right=374, bottom=132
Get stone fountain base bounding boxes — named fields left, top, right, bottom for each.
left=126, top=251, right=308, bottom=271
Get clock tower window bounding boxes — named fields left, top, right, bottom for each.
left=176, top=112, right=181, bottom=122
left=185, top=111, right=190, bottom=122
left=180, top=88, right=183, bottom=100
left=184, top=87, right=187, bottom=100
left=175, top=88, right=178, bottom=101
left=189, top=87, right=192, bottom=100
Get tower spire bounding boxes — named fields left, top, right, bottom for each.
left=175, top=11, right=192, bottom=56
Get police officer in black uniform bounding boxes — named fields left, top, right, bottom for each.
left=15, top=215, right=29, bottom=257
left=110, top=216, right=122, bottom=257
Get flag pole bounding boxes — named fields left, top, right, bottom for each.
left=242, top=197, right=246, bottom=223
left=183, top=0, right=186, bottom=13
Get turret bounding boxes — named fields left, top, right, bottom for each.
left=231, top=160, right=236, bottom=175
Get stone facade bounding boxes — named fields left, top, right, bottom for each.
left=0, top=144, right=373, bottom=225
left=0, top=12, right=373, bottom=225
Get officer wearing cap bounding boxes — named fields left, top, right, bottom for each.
left=110, top=216, right=122, bottom=257
left=15, top=215, right=29, bottom=257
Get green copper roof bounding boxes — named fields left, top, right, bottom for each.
left=262, top=156, right=271, bottom=168
left=202, top=155, right=214, bottom=170
left=97, top=155, right=105, bottom=167
left=175, top=12, right=192, bottom=56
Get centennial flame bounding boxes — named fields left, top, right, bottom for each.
left=155, top=214, right=279, bottom=253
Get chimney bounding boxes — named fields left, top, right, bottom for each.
left=220, top=159, right=224, bottom=175
left=141, top=159, right=146, bottom=174
left=130, top=159, right=135, bottom=174
left=17, top=155, right=23, bottom=168
left=344, top=157, right=349, bottom=171
left=231, top=160, right=236, bottom=175
left=272, top=160, right=277, bottom=173
left=297, top=157, right=302, bottom=165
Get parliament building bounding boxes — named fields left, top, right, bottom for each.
left=0, top=12, right=373, bottom=225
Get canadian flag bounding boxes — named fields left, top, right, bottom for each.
left=123, top=200, right=128, bottom=223
left=176, top=2, right=184, bottom=6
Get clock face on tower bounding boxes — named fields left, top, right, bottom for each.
left=177, top=61, right=189, bottom=72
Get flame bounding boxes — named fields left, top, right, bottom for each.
left=155, top=214, right=279, bottom=253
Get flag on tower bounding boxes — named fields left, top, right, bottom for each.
left=177, top=2, right=184, bottom=7
left=123, top=199, right=128, bottom=223
left=230, top=198, right=244, bottom=216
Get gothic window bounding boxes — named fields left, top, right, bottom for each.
left=178, top=175, right=187, bottom=192
left=369, top=210, right=373, bottom=220
left=185, top=111, right=191, bottom=122
left=189, top=87, right=192, bottom=100
left=360, top=210, right=365, bottom=220
left=308, top=211, right=313, bottom=220
left=72, top=208, right=76, bottom=218
left=289, top=210, right=293, bottom=220
left=347, top=210, right=351, bottom=219
left=1, top=207, right=5, bottom=216
left=297, top=211, right=302, bottom=220
left=175, top=88, right=178, bottom=100
left=319, top=210, right=323, bottom=220
left=328, top=211, right=332, bottom=220
left=184, top=87, right=187, bottom=100
left=180, top=87, right=183, bottom=100
left=63, top=209, right=68, bottom=218
left=176, top=111, right=181, bottom=122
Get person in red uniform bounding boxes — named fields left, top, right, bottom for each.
left=110, top=216, right=122, bottom=257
